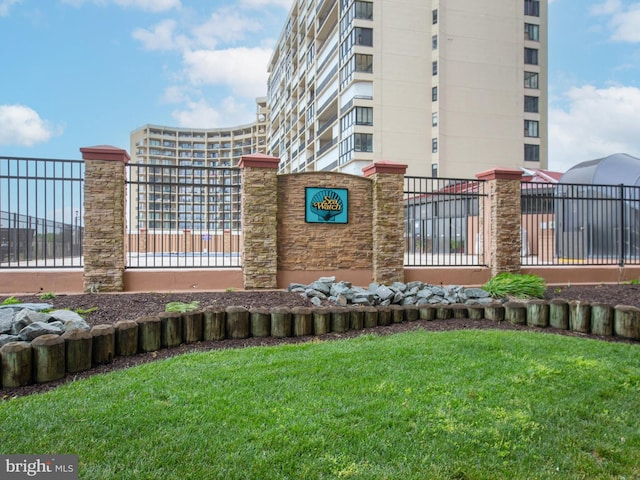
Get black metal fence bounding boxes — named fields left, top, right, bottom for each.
left=0, top=157, right=84, bottom=268
left=522, top=182, right=640, bottom=266
left=125, top=163, right=242, bottom=268
left=404, top=176, right=487, bottom=266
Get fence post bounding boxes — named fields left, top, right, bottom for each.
left=238, top=153, right=280, bottom=289
left=80, top=145, right=130, bottom=292
left=363, top=161, right=408, bottom=284
left=476, top=168, right=523, bottom=276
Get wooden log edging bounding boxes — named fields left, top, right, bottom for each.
left=1, top=300, right=639, bottom=390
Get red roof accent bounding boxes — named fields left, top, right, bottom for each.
left=80, top=145, right=130, bottom=163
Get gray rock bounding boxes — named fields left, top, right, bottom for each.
left=330, top=282, right=353, bottom=298
left=0, top=309, right=13, bottom=333
left=309, top=281, right=332, bottom=295
left=417, top=289, right=435, bottom=300
left=49, top=309, right=83, bottom=323
left=0, top=303, right=53, bottom=312
left=465, top=297, right=494, bottom=305
left=0, top=334, right=21, bottom=347
left=391, top=282, right=407, bottom=292
left=287, top=283, right=307, bottom=292
left=18, top=322, right=63, bottom=341
left=392, top=291, right=404, bottom=304
left=402, top=296, right=417, bottom=305
left=306, top=289, right=327, bottom=300
left=353, top=293, right=374, bottom=305
left=335, top=294, right=349, bottom=306
left=464, top=288, right=491, bottom=299
left=375, top=285, right=395, bottom=302
left=317, top=276, right=336, bottom=284
left=11, top=309, right=51, bottom=335
left=310, top=296, right=323, bottom=307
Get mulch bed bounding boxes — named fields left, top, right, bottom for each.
left=2, top=284, right=639, bottom=399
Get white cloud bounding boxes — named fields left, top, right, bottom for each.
left=192, top=8, right=263, bottom=47
left=0, top=0, right=21, bottom=16
left=171, top=96, right=254, bottom=129
left=591, top=0, right=640, bottom=42
left=0, top=105, right=62, bottom=147
left=182, top=47, right=271, bottom=97
left=549, top=85, right=640, bottom=172
left=60, top=0, right=181, bottom=12
left=240, top=0, right=293, bottom=8
left=132, top=19, right=189, bottom=51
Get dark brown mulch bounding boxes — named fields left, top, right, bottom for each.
left=2, top=284, right=639, bottom=400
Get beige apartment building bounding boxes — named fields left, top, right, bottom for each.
left=266, top=0, right=547, bottom=178
left=129, top=98, right=268, bottom=231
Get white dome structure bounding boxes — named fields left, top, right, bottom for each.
left=555, top=154, right=640, bottom=262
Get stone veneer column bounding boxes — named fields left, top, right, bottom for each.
left=476, top=168, right=523, bottom=277
left=238, top=154, right=280, bottom=289
left=363, top=161, right=408, bottom=284
left=80, top=145, right=130, bottom=292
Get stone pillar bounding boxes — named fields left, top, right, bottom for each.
left=238, top=154, right=280, bottom=289
left=476, top=168, right=523, bottom=276
left=363, top=161, right=408, bottom=284
left=81, top=145, right=130, bottom=292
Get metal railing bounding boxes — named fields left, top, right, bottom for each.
left=126, top=163, right=242, bottom=268
left=522, top=182, right=640, bottom=266
left=404, top=176, right=487, bottom=267
left=0, top=157, right=84, bottom=268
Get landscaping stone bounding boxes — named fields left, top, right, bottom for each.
left=19, top=322, right=63, bottom=341
left=0, top=303, right=92, bottom=348
left=289, top=279, right=493, bottom=307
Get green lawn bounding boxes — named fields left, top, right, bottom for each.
left=2, top=330, right=639, bottom=479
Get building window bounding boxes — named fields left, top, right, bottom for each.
left=432, top=34, right=438, bottom=50
left=355, top=27, right=373, bottom=46
left=432, top=138, right=438, bottom=153
left=525, top=144, right=540, bottom=162
left=432, top=9, right=438, bottom=24
left=524, top=71, right=539, bottom=89
left=354, top=1, right=373, bottom=20
left=356, top=106, right=373, bottom=125
left=525, top=23, right=539, bottom=41
left=432, top=112, right=438, bottom=127
left=432, top=86, right=438, bottom=101
left=524, top=0, right=540, bottom=17
left=355, top=54, right=373, bottom=72
left=432, top=61, right=438, bottom=76
left=432, top=163, right=438, bottom=178
left=354, top=133, right=373, bottom=152
left=524, top=95, right=539, bottom=113
left=525, top=48, right=538, bottom=65
left=524, top=120, right=539, bottom=138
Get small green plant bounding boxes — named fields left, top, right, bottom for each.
left=225, top=287, right=235, bottom=293
left=1, top=296, right=21, bottom=305
left=39, top=292, right=56, bottom=300
left=629, top=278, right=640, bottom=285
left=74, top=307, right=99, bottom=317
left=165, top=301, right=200, bottom=313
left=482, top=272, right=546, bottom=299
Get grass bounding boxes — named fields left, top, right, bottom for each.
left=1, top=330, right=640, bottom=479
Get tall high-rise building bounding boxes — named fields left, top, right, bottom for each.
left=266, top=0, right=547, bottom=178
left=129, top=98, right=268, bottom=231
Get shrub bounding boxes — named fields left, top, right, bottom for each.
left=482, top=272, right=546, bottom=299
left=165, top=301, right=200, bottom=313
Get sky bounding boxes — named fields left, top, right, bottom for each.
left=1, top=0, right=640, bottom=174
